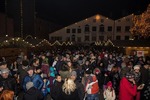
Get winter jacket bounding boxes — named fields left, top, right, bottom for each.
left=85, top=74, right=99, bottom=94
left=61, top=89, right=80, bottom=100
left=23, top=74, right=44, bottom=91
left=75, top=80, right=85, bottom=100
left=23, top=87, right=43, bottom=100
left=51, top=81, right=63, bottom=100
left=0, top=75, right=18, bottom=95
left=119, top=77, right=137, bottom=100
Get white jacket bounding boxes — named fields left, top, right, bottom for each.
left=103, top=89, right=116, bottom=100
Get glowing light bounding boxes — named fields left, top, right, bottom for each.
left=96, top=15, right=100, bottom=20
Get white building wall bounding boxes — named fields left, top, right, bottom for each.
left=114, top=14, right=134, bottom=40
left=49, top=14, right=133, bottom=43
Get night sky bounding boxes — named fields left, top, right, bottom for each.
left=36, top=0, right=149, bottom=26
left=0, top=0, right=150, bottom=26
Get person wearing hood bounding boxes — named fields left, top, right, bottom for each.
left=119, top=72, right=143, bottom=100
left=23, top=82, right=43, bottom=100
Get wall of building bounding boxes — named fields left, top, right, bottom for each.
left=49, top=14, right=134, bottom=43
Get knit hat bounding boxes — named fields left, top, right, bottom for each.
left=26, top=82, right=34, bottom=90
left=0, top=68, right=9, bottom=74
left=134, top=65, right=140, bottom=70
left=70, top=71, right=77, bottom=77
left=107, top=81, right=112, bottom=88
left=125, top=72, right=135, bottom=79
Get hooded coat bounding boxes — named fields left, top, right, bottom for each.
left=23, top=87, right=43, bottom=100
left=119, top=77, right=137, bottom=100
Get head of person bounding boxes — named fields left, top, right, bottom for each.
left=144, top=64, right=149, bottom=69
left=0, top=90, right=14, bottom=100
left=85, top=68, right=91, bottom=77
left=93, top=68, right=101, bottom=75
left=33, top=58, right=39, bottom=66
left=134, top=65, right=140, bottom=73
left=70, top=71, right=77, bottom=81
left=26, top=67, right=34, bottom=76
left=67, top=61, right=72, bottom=67
left=62, top=78, right=76, bottom=95
left=125, top=72, right=135, bottom=82
left=0, top=68, right=10, bottom=79
left=107, top=81, right=113, bottom=91
left=26, top=82, right=34, bottom=90
left=56, top=75, right=62, bottom=82
left=0, top=58, right=7, bottom=70
left=35, top=66, right=41, bottom=74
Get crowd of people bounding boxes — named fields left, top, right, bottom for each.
left=0, top=46, right=150, bottom=100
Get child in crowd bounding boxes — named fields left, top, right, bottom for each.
left=103, top=81, right=116, bottom=100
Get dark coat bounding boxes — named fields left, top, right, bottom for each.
left=61, top=89, right=80, bottom=100
left=23, top=87, right=43, bottom=100
left=75, top=80, right=85, bottom=100
left=0, top=75, right=18, bottom=95
left=51, top=81, right=63, bottom=100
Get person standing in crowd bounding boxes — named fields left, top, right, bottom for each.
left=23, top=82, right=43, bottom=100
left=23, top=67, right=44, bottom=91
left=133, top=65, right=144, bottom=100
left=143, top=78, right=150, bottom=100
left=51, top=75, right=64, bottom=100
left=140, top=64, right=150, bottom=99
left=103, top=81, right=116, bottom=100
left=0, top=68, right=18, bottom=95
left=119, top=72, right=143, bottom=100
left=109, top=66, right=120, bottom=97
left=70, top=71, right=85, bottom=100
left=0, top=90, right=14, bottom=100
left=61, top=78, right=79, bottom=100
left=84, top=69, right=99, bottom=100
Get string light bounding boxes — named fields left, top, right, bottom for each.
left=130, top=4, right=150, bottom=38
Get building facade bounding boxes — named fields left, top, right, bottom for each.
left=49, top=14, right=134, bottom=43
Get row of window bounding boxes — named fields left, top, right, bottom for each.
left=66, top=26, right=130, bottom=33
left=51, top=35, right=130, bottom=42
